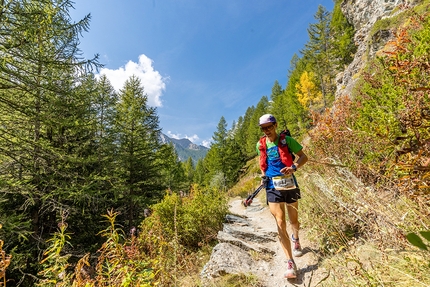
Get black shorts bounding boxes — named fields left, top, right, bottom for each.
left=266, top=188, right=301, bottom=204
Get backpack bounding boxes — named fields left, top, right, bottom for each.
left=280, top=129, right=296, bottom=162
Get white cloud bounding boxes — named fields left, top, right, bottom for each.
left=201, top=140, right=211, bottom=148
left=167, top=131, right=202, bottom=144
left=166, top=131, right=182, bottom=139
left=98, top=54, right=167, bottom=107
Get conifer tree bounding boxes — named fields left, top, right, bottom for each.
left=204, top=117, right=228, bottom=186
left=233, top=106, right=255, bottom=157
left=275, top=54, right=308, bottom=135
left=330, top=0, right=357, bottom=69
left=246, top=96, right=269, bottom=154
left=113, top=75, right=163, bottom=229
left=182, top=157, right=195, bottom=190
left=223, top=137, right=246, bottom=186
left=193, top=158, right=206, bottom=186
left=302, top=5, right=333, bottom=108
left=157, top=142, right=187, bottom=192
left=269, top=80, right=285, bottom=123
left=0, top=0, right=100, bottom=283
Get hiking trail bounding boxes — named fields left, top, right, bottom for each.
left=201, top=196, right=329, bottom=287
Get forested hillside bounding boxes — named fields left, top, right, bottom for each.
left=1, top=0, right=429, bottom=286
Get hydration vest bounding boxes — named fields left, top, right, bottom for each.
left=258, top=132, right=294, bottom=172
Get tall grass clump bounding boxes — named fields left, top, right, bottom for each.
left=298, top=5, right=430, bottom=285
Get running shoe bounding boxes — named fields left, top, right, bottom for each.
left=292, top=234, right=303, bottom=257
left=284, top=259, right=297, bottom=279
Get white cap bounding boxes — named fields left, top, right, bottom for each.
left=259, top=114, right=276, bottom=125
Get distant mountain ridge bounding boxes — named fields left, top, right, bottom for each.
left=159, top=133, right=209, bottom=163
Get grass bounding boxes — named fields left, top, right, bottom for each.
left=296, top=160, right=430, bottom=286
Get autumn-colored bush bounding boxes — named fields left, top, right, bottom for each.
left=301, top=6, right=430, bottom=286
left=310, top=7, right=430, bottom=208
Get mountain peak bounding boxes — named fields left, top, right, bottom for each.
left=160, top=133, right=208, bottom=163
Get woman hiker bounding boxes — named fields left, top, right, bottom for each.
left=256, top=113, right=308, bottom=279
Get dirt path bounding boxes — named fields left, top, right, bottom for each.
left=228, top=196, right=328, bottom=287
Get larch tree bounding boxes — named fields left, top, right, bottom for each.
left=295, top=71, right=323, bottom=110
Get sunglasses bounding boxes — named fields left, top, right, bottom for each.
left=260, top=124, right=275, bottom=132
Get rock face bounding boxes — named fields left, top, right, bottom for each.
left=336, top=0, right=419, bottom=98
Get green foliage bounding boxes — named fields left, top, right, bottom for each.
left=0, top=225, right=12, bottom=286
left=204, top=117, right=247, bottom=189
left=233, top=106, right=256, bottom=157
left=112, top=75, right=165, bottom=229
left=156, top=143, right=188, bottom=192
left=276, top=55, right=309, bottom=136
left=94, top=210, right=154, bottom=286
left=304, top=14, right=430, bottom=284
left=145, top=185, right=227, bottom=249
left=37, top=221, right=73, bottom=286
left=138, top=185, right=228, bottom=286
left=0, top=1, right=194, bottom=284
left=246, top=96, right=269, bottom=154
left=0, top=0, right=103, bottom=283
left=407, top=231, right=430, bottom=251
left=330, top=0, right=357, bottom=68
left=309, top=7, right=430, bottom=200
left=302, top=5, right=334, bottom=108
left=36, top=210, right=155, bottom=286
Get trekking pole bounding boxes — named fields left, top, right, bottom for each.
left=243, top=176, right=268, bottom=207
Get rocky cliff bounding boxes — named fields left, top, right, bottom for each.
left=336, top=0, right=420, bottom=98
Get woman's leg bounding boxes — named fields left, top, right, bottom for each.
left=286, top=201, right=300, bottom=239
left=269, top=202, right=293, bottom=260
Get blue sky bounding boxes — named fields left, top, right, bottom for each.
left=70, top=0, right=334, bottom=147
